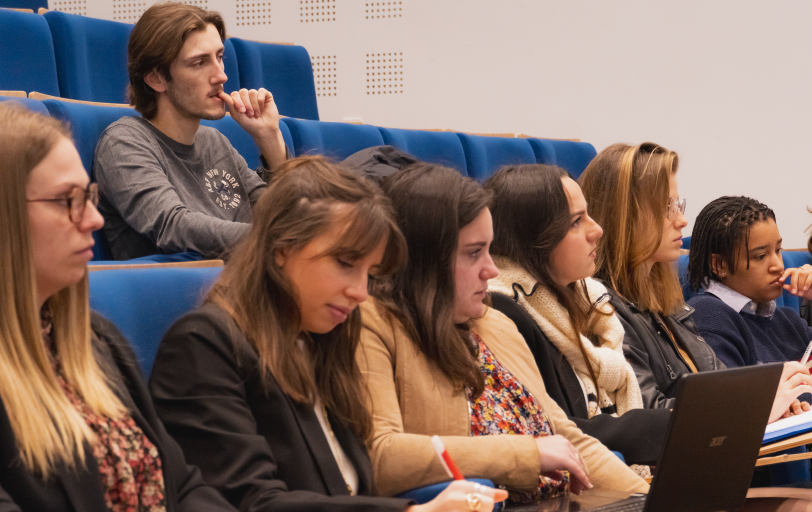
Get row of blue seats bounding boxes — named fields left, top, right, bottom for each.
left=0, top=9, right=320, bottom=119
left=1, top=95, right=598, bottom=260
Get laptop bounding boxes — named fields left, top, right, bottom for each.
left=560, top=364, right=782, bottom=512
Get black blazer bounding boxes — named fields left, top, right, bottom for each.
left=0, top=313, right=236, bottom=512
left=490, top=293, right=670, bottom=466
left=149, top=303, right=410, bottom=512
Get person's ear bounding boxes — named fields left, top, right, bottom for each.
left=274, top=247, right=289, bottom=268
left=144, top=68, right=168, bottom=94
left=711, top=254, right=729, bottom=279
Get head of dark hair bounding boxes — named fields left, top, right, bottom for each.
left=207, top=155, right=406, bottom=440
left=377, top=163, right=491, bottom=395
left=128, top=2, right=226, bottom=118
left=485, top=164, right=607, bottom=388
left=688, top=196, right=776, bottom=292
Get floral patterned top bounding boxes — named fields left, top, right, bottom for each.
left=41, top=307, right=167, bottom=512
left=467, top=329, right=570, bottom=504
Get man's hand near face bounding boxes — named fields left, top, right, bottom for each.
left=220, top=88, right=287, bottom=171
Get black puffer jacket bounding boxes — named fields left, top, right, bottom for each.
left=604, top=283, right=725, bottom=410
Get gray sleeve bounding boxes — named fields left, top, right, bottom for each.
left=95, top=127, right=250, bottom=259
left=220, top=135, right=267, bottom=204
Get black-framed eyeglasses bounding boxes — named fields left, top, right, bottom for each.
left=667, top=197, right=686, bottom=220
left=27, top=183, right=99, bottom=224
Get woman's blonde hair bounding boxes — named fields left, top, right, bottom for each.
left=579, top=142, right=684, bottom=315
left=0, top=102, right=124, bottom=476
left=207, top=156, right=406, bottom=439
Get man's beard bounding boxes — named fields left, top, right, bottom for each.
left=167, top=83, right=226, bottom=121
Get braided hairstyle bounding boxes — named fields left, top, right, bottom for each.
left=687, top=196, right=776, bottom=292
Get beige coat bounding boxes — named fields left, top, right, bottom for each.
left=357, top=298, right=649, bottom=497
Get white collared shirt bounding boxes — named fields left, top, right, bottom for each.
left=705, top=280, right=776, bottom=318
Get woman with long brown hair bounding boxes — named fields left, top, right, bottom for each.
left=579, top=142, right=812, bottom=418
left=483, top=164, right=670, bottom=468
left=149, top=156, right=505, bottom=512
left=0, top=102, right=238, bottom=511
left=358, top=163, right=649, bottom=504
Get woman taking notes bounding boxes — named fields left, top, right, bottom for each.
left=0, top=102, right=237, bottom=511
left=358, top=163, right=648, bottom=504
left=149, top=156, right=503, bottom=512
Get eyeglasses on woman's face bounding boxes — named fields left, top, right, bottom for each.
left=27, top=183, right=99, bottom=225
left=667, top=197, right=686, bottom=220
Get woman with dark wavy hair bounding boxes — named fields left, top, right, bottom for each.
left=358, top=163, right=649, bottom=505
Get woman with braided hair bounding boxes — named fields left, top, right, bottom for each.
left=686, top=196, right=812, bottom=369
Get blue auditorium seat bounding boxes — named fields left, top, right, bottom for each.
left=229, top=38, right=319, bottom=120
left=44, top=11, right=133, bottom=103
left=455, top=133, right=536, bottom=181
left=89, top=265, right=223, bottom=377
left=525, top=138, right=597, bottom=180
left=281, top=118, right=384, bottom=161
left=0, top=96, right=49, bottom=116
left=42, top=99, right=137, bottom=178
left=681, top=236, right=691, bottom=250
left=2, top=0, right=47, bottom=9
left=378, top=127, right=468, bottom=174
left=222, top=38, right=241, bottom=94
left=43, top=99, right=137, bottom=260
left=0, top=9, right=60, bottom=96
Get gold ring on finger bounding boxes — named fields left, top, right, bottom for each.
left=466, top=492, right=483, bottom=511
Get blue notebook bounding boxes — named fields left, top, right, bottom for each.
left=763, top=409, right=812, bottom=444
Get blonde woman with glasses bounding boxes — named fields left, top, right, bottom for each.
left=0, top=102, right=238, bottom=512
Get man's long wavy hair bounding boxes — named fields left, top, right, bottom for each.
left=0, top=102, right=125, bottom=476
left=374, top=164, right=491, bottom=396
left=579, top=142, right=685, bottom=315
left=207, top=156, right=406, bottom=439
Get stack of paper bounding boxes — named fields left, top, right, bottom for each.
left=764, top=409, right=812, bottom=444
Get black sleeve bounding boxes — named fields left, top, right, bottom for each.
left=490, top=294, right=671, bottom=466
left=149, top=309, right=410, bottom=512
left=570, top=409, right=670, bottom=466
left=90, top=313, right=239, bottom=512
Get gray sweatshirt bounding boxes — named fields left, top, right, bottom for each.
left=94, top=117, right=266, bottom=260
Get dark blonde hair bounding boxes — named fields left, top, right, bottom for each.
left=0, top=102, right=124, bottom=475
left=128, top=1, right=226, bottom=118
left=207, top=156, right=406, bottom=439
left=579, top=142, right=684, bottom=315
left=376, top=163, right=491, bottom=396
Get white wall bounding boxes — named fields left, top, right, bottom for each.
left=66, top=0, right=812, bottom=248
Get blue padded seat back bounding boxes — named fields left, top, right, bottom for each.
left=222, top=38, right=241, bottom=94
left=0, top=10, right=60, bottom=96
left=43, top=100, right=138, bottom=261
left=455, top=133, right=536, bottom=182
left=42, top=99, right=137, bottom=178
left=2, top=0, right=47, bottom=8
left=89, top=266, right=223, bottom=377
left=526, top=138, right=598, bottom=180
left=202, top=114, right=295, bottom=170
left=44, top=12, right=133, bottom=103
left=281, top=118, right=384, bottom=161
left=229, top=38, right=319, bottom=121
left=780, top=251, right=812, bottom=313
left=0, top=96, right=50, bottom=116
left=681, top=236, right=691, bottom=250
left=378, top=127, right=468, bottom=175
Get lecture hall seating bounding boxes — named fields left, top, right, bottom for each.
left=377, top=127, right=469, bottom=174
left=0, top=9, right=60, bottom=96
left=230, top=38, right=320, bottom=121
left=455, top=132, right=537, bottom=181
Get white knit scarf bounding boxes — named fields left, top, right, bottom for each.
left=490, top=257, right=643, bottom=418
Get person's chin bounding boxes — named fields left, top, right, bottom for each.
left=199, top=105, right=226, bottom=121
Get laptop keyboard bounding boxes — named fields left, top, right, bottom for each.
left=584, top=495, right=646, bottom=512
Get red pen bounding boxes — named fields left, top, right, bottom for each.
left=431, top=435, right=464, bottom=480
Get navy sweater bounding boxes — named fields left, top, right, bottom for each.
left=688, top=293, right=812, bottom=368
